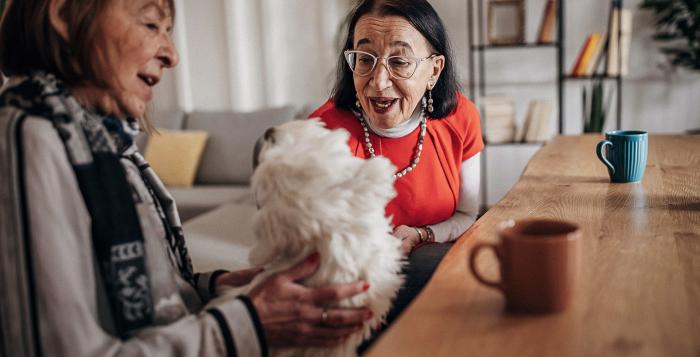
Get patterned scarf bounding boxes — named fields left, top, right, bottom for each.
left=0, top=72, right=194, bottom=337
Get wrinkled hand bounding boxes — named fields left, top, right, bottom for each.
left=214, top=267, right=265, bottom=295
left=393, top=225, right=421, bottom=255
left=249, top=253, right=372, bottom=348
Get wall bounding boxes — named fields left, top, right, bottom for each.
left=154, top=0, right=351, bottom=113
left=153, top=0, right=700, bottom=206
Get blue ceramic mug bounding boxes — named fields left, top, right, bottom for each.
left=596, top=130, right=648, bottom=183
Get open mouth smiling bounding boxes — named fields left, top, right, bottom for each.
left=137, top=73, right=159, bottom=87
left=369, top=97, right=399, bottom=113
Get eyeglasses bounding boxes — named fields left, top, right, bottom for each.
left=344, top=50, right=436, bottom=80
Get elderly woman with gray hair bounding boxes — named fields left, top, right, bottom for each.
left=0, top=1, right=372, bottom=356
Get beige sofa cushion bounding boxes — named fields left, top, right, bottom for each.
left=186, top=105, right=295, bottom=185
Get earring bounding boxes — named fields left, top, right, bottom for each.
left=355, top=96, right=361, bottom=108
left=427, top=83, right=434, bottom=113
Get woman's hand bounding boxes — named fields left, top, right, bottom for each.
left=393, top=225, right=422, bottom=255
left=249, top=253, right=372, bottom=348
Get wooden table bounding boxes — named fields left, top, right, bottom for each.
left=366, top=135, right=699, bottom=357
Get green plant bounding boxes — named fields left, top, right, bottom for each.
left=640, top=0, right=700, bottom=71
left=582, top=79, right=613, bottom=133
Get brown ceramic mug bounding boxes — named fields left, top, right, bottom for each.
left=469, top=218, right=581, bottom=313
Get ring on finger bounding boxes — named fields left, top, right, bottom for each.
left=321, top=309, right=329, bottom=325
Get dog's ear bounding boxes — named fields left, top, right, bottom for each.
left=250, top=208, right=284, bottom=265
left=253, top=127, right=276, bottom=171
left=249, top=202, right=311, bottom=265
left=251, top=160, right=299, bottom=208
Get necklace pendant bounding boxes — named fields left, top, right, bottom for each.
left=356, top=110, right=426, bottom=179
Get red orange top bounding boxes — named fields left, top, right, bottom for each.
left=309, top=93, right=484, bottom=227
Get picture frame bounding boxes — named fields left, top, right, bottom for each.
left=487, top=0, right=525, bottom=45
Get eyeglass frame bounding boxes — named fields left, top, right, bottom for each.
left=343, top=50, right=439, bottom=80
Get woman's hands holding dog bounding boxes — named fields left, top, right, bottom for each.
left=248, top=253, right=372, bottom=347
left=393, top=225, right=423, bottom=255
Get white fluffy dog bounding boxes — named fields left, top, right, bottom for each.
left=243, top=119, right=404, bottom=357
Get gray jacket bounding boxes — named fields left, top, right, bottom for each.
left=0, top=106, right=264, bottom=356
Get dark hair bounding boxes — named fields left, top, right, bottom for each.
left=331, top=0, right=459, bottom=118
left=0, top=0, right=175, bottom=87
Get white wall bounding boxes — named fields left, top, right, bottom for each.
left=154, top=0, right=351, bottom=113
left=153, top=0, right=700, bottom=206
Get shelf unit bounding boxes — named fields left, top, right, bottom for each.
left=466, top=0, right=624, bottom=207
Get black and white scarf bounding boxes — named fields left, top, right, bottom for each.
left=0, top=72, right=194, bottom=337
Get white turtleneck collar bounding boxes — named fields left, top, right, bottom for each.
left=362, top=102, right=424, bottom=138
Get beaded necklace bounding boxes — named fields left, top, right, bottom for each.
left=355, top=110, right=427, bottom=179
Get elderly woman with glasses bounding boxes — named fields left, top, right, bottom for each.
left=310, top=0, right=484, bottom=336
left=0, top=1, right=372, bottom=356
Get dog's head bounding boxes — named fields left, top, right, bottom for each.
left=252, top=119, right=348, bottom=172
left=249, top=119, right=396, bottom=265
left=252, top=119, right=356, bottom=207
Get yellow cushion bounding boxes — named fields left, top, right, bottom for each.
left=144, top=129, right=209, bottom=187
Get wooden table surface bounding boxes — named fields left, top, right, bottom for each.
left=366, top=135, right=699, bottom=357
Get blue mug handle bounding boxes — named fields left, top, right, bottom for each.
left=596, top=140, right=615, bottom=175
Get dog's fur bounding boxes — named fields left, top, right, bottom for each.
left=240, top=119, right=404, bottom=357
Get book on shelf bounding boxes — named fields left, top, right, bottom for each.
left=519, top=100, right=553, bottom=142
left=570, top=35, right=592, bottom=75
left=592, top=35, right=612, bottom=76
left=583, top=34, right=607, bottom=76
left=571, top=33, right=603, bottom=76
left=536, top=0, right=557, bottom=43
left=481, top=95, right=516, bottom=144
left=619, top=8, right=633, bottom=75
left=606, top=5, right=633, bottom=76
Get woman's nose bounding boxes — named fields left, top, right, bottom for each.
left=158, top=36, right=180, bottom=68
left=370, top=60, right=392, bottom=90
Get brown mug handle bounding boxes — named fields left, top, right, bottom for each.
left=469, top=242, right=505, bottom=292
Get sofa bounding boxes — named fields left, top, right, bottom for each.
left=137, top=105, right=297, bottom=271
